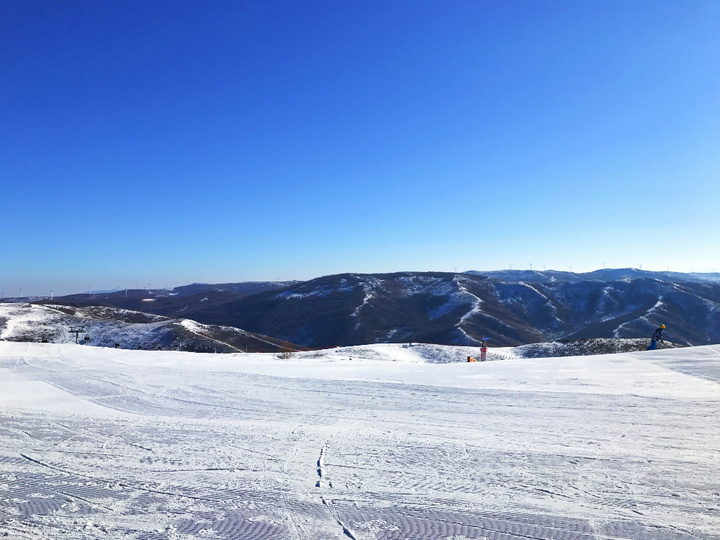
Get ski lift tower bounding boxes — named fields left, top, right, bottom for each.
left=69, top=326, right=85, bottom=344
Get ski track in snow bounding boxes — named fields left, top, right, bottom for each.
left=0, top=341, right=719, bottom=539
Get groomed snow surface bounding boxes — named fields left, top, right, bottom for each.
left=0, top=342, right=718, bottom=539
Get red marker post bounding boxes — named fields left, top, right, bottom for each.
left=480, top=337, right=489, bottom=361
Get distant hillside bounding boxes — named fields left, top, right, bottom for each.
left=56, top=281, right=297, bottom=317
left=154, top=271, right=718, bottom=348
left=469, top=268, right=720, bottom=284
left=176, top=272, right=545, bottom=347
left=512, top=337, right=683, bottom=358
left=46, top=269, right=720, bottom=348
left=0, top=303, right=302, bottom=353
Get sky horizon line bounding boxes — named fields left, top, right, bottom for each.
left=4, top=265, right=720, bottom=298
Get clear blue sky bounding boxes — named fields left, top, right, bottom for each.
left=2, top=0, right=719, bottom=296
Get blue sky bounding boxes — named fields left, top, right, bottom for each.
left=2, top=0, right=719, bottom=296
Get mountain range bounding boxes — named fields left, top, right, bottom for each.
left=30, top=268, right=720, bottom=348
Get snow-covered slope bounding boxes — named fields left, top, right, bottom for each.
left=0, top=303, right=298, bottom=353
left=1, top=341, right=718, bottom=538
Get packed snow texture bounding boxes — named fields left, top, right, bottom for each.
left=0, top=341, right=718, bottom=539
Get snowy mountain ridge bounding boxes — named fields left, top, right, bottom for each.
left=172, top=271, right=720, bottom=348
left=0, top=303, right=299, bottom=353
left=469, top=267, right=720, bottom=284
left=35, top=268, right=720, bottom=348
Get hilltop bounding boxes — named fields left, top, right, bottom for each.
left=0, top=303, right=300, bottom=353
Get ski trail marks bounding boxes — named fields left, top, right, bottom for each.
left=316, top=440, right=329, bottom=488
left=321, top=495, right=359, bottom=540
left=315, top=437, right=361, bottom=539
left=285, top=510, right=303, bottom=540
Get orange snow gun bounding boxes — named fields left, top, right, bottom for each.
left=467, top=356, right=477, bottom=362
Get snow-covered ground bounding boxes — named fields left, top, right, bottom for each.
left=0, top=341, right=718, bottom=539
left=0, top=303, right=288, bottom=353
